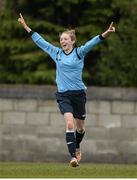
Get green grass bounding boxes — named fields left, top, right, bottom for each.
left=0, top=162, right=137, bottom=178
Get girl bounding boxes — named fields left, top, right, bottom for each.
left=18, top=13, right=115, bottom=167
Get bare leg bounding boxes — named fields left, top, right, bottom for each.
left=64, top=112, right=75, bottom=131
left=75, top=118, right=85, bottom=133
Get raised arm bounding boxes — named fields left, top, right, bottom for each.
left=18, top=13, right=32, bottom=33
left=101, top=22, right=115, bottom=38
left=77, top=22, right=115, bottom=57
left=18, top=13, right=59, bottom=62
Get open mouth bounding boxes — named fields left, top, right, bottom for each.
left=62, top=44, right=67, bottom=48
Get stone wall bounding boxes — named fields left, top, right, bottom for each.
left=0, top=85, right=137, bottom=163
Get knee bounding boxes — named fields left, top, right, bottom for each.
left=67, top=122, right=74, bottom=131
left=77, top=128, right=85, bottom=134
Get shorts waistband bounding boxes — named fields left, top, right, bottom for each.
left=57, top=89, right=85, bottom=95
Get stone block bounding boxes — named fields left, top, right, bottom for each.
left=49, top=113, right=64, bottom=126
left=26, top=112, right=49, bottom=125
left=0, top=112, right=2, bottom=124
left=38, top=138, right=66, bottom=154
left=122, top=88, right=137, bottom=101
left=38, top=100, right=59, bottom=113
left=13, top=99, right=37, bottom=112
left=11, top=151, right=35, bottom=162
left=87, top=87, right=122, bottom=100
left=36, top=126, right=64, bottom=138
left=82, top=139, right=97, bottom=154
left=86, top=114, right=98, bottom=127
left=95, top=140, right=118, bottom=155
left=2, top=136, right=16, bottom=151
left=98, top=114, right=121, bottom=128
left=121, top=115, right=137, bottom=128
left=112, top=101, right=135, bottom=114
left=3, top=112, right=26, bottom=124
left=135, top=102, right=137, bottom=114
left=87, top=101, right=111, bottom=114
left=109, top=127, right=137, bottom=141
left=118, top=141, right=137, bottom=154
left=86, top=127, right=110, bottom=140
left=0, top=99, right=13, bottom=111
left=2, top=124, right=37, bottom=137
left=0, top=151, right=11, bottom=161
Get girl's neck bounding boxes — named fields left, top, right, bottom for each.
left=64, top=47, right=73, bottom=54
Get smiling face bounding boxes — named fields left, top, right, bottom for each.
left=60, top=33, right=74, bottom=53
left=59, top=30, right=76, bottom=54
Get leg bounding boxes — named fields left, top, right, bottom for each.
left=55, top=91, right=80, bottom=167
left=75, top=118, right=85, bottom=134
left=64, top=112, right=76, bottom=158
left=75, top=118, right=85, bottom=149
left=71, top=90, right=86, bottom=149
left=64, top=112, right=75, bottom=131
left=64, top=112, right=79, bottom=167
left=75, top=118, right=85, bottom=162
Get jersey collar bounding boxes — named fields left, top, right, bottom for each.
left=63, top=47, right=75, bottom=55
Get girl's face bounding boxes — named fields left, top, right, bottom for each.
left=60, top=33, right=75, bottom=53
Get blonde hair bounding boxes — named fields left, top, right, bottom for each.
left=60, top=29, right=76, bottom=43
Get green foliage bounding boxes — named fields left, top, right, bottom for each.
left=0, top=0, right=137, bottom=86
left=89, top=0, right=137, bottom=86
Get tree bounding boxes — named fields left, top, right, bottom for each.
left=90, top=0, right=137, bottom=86
left=0, top=0, right=137, bottom=87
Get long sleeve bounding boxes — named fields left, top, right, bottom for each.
left=77, top=35, right=104, bottom=58
left=31, top=32, right=59, bottom=62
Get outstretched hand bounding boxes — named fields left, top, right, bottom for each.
left=107, top=22, right=115, bottom=33
left=101, top=21, right=115, bottom=38
left=18, top=13, right=32, bottom=33
left=18, top=13, right=26, bottom=27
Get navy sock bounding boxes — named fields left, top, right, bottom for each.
left=76, top=130, right=85, bottom=149
left=66, top=131, right=76, bottom=158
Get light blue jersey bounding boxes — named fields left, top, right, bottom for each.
left=31, top=32, right=103, bottom=92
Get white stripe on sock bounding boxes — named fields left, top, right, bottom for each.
left=66, top=130, right=75, bottom=133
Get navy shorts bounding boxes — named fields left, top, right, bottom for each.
left=55, top=90, right=86, bottom=120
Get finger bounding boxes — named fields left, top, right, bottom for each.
left=109, top=22, right=113, bottom=29
left=19, top=13, right=24, bottom=20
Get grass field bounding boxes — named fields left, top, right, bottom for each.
left=0, top=162, right=137, bottom=178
